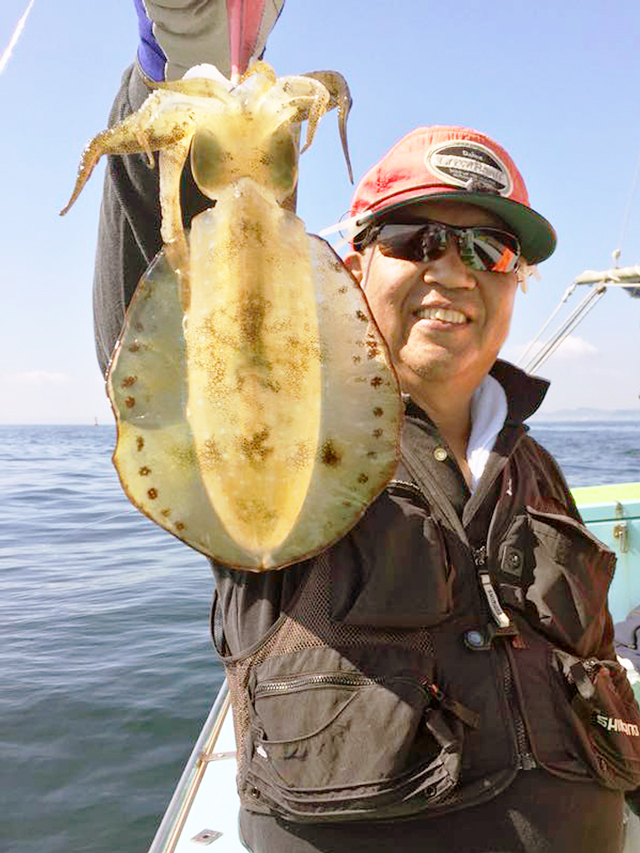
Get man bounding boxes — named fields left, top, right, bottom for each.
left=211, top=128, right=638, bottom=853
left=94, top=4, right=640, bottom=851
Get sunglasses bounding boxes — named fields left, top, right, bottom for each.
left=365, top=220, right=522, bottom=274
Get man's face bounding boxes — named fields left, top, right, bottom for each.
left=345, top=201, right=520, bottom=398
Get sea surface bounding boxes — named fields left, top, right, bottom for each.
left=1, top=421, right=639, bottom=853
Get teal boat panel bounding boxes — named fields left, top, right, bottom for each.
left=573, top=482, right=640, bottom=624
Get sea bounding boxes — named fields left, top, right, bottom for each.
left=1, top=421, right=639, bottom=853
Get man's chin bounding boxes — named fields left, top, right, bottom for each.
left=395, top=355, right=459, bottom=388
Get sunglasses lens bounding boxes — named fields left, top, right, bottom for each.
left=468, top=230, right=520, bottom=273
left=374, top=222, right=520, bottom=273
left=376, top=224, right=447, bottom=263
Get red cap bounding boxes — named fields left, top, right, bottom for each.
left=350, top=126, right=556, bottom=264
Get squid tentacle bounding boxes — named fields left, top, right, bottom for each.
left=303, top=71, right=353, bottom=183
left=60, top=93, right=199, bottom=216
left=269, top=77, right=331, bottom=154
left=158, top=127, right=198, bottom=305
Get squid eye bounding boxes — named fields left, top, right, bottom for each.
left=190, top=129, right=228, bottom=196
left=265, top=127, right=297, bottom=195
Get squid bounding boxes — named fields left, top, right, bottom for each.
left=62, top=62, right=402, bottom=570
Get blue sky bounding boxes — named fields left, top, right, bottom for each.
left=1, top=0, right=640, bottom=423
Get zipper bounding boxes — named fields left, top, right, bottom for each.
left=254, top=672, right=389, bottom=696
left=387, top=479, right=431, bottom=510
left=472, top=545, right=535, bottom=769
left=502, top=649, right=537, bottom=770
left=255, top=672, right=481, bottom=733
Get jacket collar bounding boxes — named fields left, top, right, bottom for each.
left=490, top=360, right=549, bottom=425
left=402, top=360, right=549, bottom=427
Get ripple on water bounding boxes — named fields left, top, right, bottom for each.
left=1, top=425, right=219, bottom=853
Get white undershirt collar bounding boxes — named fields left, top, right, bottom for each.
left=402, top=373, right=508, bottom=493
left=467, top=374, right=508, bottom=492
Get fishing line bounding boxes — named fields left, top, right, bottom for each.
left=36, top=509, right=141, bottom=538
left=72, top=509, right=142, bottom=533
left=615, top=130, right=640, bottom=262
left=0, top=0, right=35, bottom=75
left=319, top=212, right=373, bottom=249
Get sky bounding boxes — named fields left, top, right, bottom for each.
left=1, top=0, right=640, bottom=423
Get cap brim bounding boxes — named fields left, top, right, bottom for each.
left=362, top=190, right=557, bottom=265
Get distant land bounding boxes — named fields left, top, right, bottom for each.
left=532, top=408, right=640, bottom=422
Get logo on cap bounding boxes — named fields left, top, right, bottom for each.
left=425, top=140, right=513, bottom=197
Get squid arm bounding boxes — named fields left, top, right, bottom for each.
left=59, top=80, right=233, bottom=217
left=303, top=71, right=353, bottom=183
left=158, top=131, right=195, bottom=305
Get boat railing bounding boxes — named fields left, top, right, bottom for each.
left=518, top=263, right=640, bottom=374
left=147, top=679, right=231, bottom=853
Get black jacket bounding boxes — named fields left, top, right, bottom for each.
left=212, top=361, right=640, bottom=824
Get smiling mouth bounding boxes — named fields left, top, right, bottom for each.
left=414, top=306, right=468, bottom=325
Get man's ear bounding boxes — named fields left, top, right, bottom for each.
left=343, top=251, right=364, bottom=284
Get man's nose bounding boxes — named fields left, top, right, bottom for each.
left=423, top=238, right=477, bottom=289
